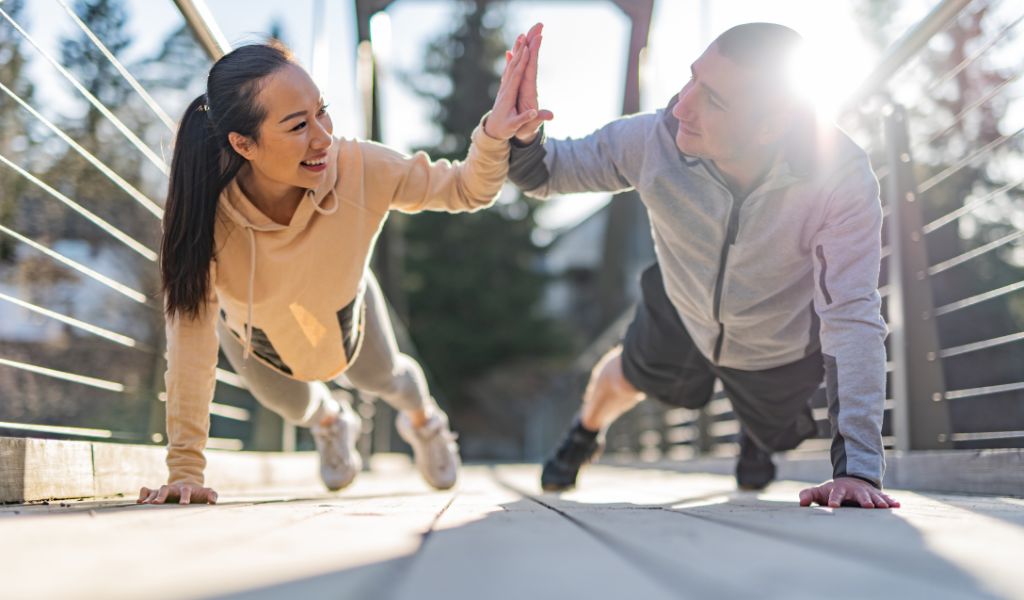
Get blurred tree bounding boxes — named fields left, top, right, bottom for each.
left=0, top=0, right=35, bottom=262
left=399, top=0, right=568, bottom=440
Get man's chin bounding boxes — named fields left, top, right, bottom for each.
left=675, top=135, right=703, bottom=157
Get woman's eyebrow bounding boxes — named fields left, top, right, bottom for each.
left=278, top=109, right=307, bottom=124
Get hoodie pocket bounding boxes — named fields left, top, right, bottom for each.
left=815, top=245, right=833, bottom=305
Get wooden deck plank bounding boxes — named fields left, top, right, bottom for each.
left=0, top=471, right=454, bottom=600
left=0, top=464, right=1020, bottom=600
left=493, top=465, right=1014, bottom=599
left=388, top=467, right=683, bottom=600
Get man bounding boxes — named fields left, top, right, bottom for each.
left=508, top=22, right=899, bottom=509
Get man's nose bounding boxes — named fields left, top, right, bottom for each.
left=674, top=88, right=696, bottom=119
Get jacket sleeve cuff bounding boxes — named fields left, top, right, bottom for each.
left=473, top=111, right=511, bottom=152
left=835, top=472, right=881, bottom=489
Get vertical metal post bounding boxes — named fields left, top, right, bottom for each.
left=355, top=0, right=406, bottom=319
left=597, top=0, right=655, bottom=324
left=883, top=103, right=952, bottom=450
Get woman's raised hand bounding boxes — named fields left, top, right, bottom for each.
left=138, top=482, right=218, bottom=505
left=483, top=31, right=544, bottom=140
left=511, top=23, right=553, bottom=143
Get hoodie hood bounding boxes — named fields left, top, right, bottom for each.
left=218, top=140, right=342, bottom=359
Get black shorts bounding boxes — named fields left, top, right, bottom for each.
left=621, top=264, right=822, bottom=452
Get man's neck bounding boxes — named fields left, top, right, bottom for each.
left=712, top=146, right=780, bottom=199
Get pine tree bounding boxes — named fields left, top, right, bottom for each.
left=399, top=0, right=568, bottom=425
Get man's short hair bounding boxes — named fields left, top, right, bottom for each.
left=714, top=23, right=803, bottom=71
left=715, top=24, right=822, bottom=172
left=713, top=23, right=805, bottom=107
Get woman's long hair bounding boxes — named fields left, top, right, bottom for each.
left=161, top=42, right=293, bottom=320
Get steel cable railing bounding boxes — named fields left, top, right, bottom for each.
left=887, top=1, right=1024, bottom=447
left=0, top=6, right=170, bottom=176
left=0, top=291, right=141, bottom=349
left=55, top=0, right=176, bottom=132
left=0, top=0, right=257, bottom=452
left=0, top=223, right=149, bottom=303
left=0, top=151, right=158, bottom=261
left=0, top=81, right=165, bottom=218
left=923, top=176, right=1024, bottom=234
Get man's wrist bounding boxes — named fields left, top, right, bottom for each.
left=512, top=126, right=543, bottom=148
left=836, top=474, right=880, bottom=489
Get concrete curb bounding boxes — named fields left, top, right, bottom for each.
left=4, top=436, right=1022, bottom=502
left=1, top=436, right=321, bottom=503
left=612, top=448, right=1024, bottom=497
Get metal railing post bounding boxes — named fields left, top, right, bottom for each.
left=883, top=103, right=953, bottom=450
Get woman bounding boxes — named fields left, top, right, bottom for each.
left=138, top=37, right=538, bottom=504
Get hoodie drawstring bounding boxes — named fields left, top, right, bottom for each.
left=312, top=188, right=340, bottom=216
left=243, top=225, right=257, bottom=359
left=240, top=188, right=338, bottom=359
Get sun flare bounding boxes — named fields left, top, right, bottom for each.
left=788, top=38, right=873, bottom=119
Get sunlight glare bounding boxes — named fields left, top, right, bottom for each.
left=788, top=37, right=872, bottom=119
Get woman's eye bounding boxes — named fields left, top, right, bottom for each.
left=291, top=121, right=307, bottom=132
left=318, top=104, right=329, bottom=116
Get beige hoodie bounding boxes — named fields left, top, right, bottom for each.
left=164, top=123, right=509, bottom=485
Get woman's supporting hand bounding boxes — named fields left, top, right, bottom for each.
left=483, top=29, right=546, bottom=140
left=138, top=482, right=218, bottom=505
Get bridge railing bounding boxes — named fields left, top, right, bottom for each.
left=594, top=0, right=1024, bottom=462
left=0, top=0, right=407, bottom=457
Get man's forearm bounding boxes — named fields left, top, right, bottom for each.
left=508, top=126, right=550, bottom=194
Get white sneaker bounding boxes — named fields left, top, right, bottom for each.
left=396, top=410, right=460, bottom=490
left=311, top=406, right=363, bottom=491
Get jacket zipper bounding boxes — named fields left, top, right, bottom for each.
left=815, top=245, right=833, bottom=305
left=711, top=195, right=746, bottom=364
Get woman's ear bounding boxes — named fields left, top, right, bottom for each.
left=228, top=132, right=256, bottom=160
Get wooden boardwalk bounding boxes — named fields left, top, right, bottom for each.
left=2, top=463, right=1022, bottom=599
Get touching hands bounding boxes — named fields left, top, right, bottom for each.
left=799, top=477, right=900, bottom=509
left=138, top=482, right=219, bottom=505
left=484, top=29, right=545, bottom=140
left=508, top=23, right=554, bottom=144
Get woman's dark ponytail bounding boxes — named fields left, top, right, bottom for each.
left=161, top=42, right=293, bottom=320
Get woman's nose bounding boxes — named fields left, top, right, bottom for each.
left=311, top=124, right=331, bottom=149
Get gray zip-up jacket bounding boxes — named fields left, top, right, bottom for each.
left=509, top=100, right=888, bottom=486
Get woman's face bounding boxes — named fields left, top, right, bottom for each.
left=231, top=64, right=334, bottom=193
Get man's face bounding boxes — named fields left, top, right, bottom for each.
left=671, top=43, right=778, bottom=164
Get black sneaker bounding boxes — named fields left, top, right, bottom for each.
left=736, top=431, right=776, bottom=491
left=541, top=420, right=603, bottom=491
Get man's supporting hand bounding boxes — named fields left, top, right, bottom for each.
left=799, top=477, right=900, bottom=509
